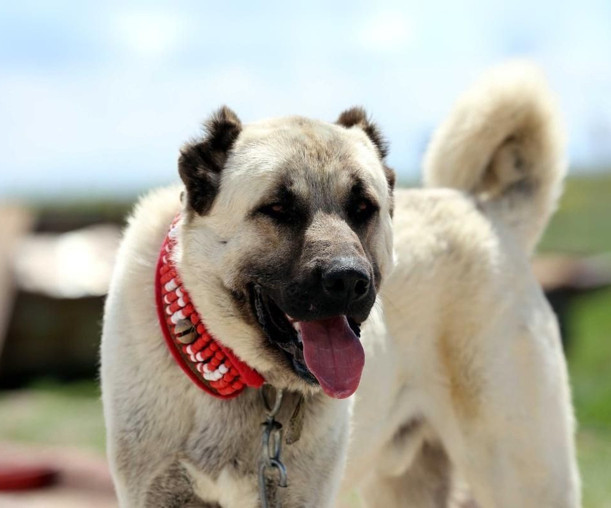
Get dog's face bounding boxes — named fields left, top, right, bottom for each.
left=177, top=107, right=394, bottom=398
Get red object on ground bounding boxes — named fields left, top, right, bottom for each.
left=0, top=464, right=58, bottom=491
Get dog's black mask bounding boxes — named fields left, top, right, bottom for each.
left=249, top=256, right=376, bottom=386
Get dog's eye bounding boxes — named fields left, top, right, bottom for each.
left=259, top=202, right=291, bottom=221
left=349, top=198, right=378, bottom=224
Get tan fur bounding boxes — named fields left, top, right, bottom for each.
left=101, top=62, right=580, bottom=507
left=437, top=330, right=482, bottom=421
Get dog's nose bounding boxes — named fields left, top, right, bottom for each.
left=321, top=262, right=371, bottom=304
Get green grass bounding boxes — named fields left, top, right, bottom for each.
left=540, top=173, right=611, bottom=254
left=569, top=287, right=611, bottom=428
left=578, top=428, right=611, bottom=507
left=565, top=287, right=611, bottom=506
left=0, top=379, right=106, bottom=454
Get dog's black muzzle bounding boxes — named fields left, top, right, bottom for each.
left=249, top=256, right=376, bottom=383
left=278, top=257, right=375, bottom=322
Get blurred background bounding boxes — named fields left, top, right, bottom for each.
left=0, top=1, right=610, bottom=506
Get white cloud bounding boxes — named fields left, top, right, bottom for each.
left=112, top=10, right=187, bottom=60
left=359, top=10, right=415, bottom=52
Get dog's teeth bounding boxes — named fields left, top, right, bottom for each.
left=287, top=319, right=303, bottom=342
left=284, top=313, right=302, bottom=341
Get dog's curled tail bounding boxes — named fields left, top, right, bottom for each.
left=423, top=61, right=566, bottom=254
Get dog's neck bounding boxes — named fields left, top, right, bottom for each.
left=155, top=214, right=265, bottom=399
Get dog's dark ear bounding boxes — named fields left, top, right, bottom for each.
left=336, top=107, right=395, bottom=194
left=178, top=106, right=242, bottom=215
left=336, top=107, right=388, bottom=159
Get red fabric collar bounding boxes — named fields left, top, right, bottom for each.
left=155, top=215, right=265, bottom=399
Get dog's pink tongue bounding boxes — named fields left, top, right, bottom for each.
left=300, top=316, right=364, bottom=399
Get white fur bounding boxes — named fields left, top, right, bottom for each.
left=101, top=63, right=580, bottom=507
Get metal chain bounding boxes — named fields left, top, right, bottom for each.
left=258, top=385, right=288, bottom=508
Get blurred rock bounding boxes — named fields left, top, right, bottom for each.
left=13, top=224, right=121, bottom=299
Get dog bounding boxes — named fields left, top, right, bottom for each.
left=101, top=62, right=580, bottom=507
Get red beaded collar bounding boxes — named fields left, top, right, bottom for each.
left=155, top=215, right=265, bottom=399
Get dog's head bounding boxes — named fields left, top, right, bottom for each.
left=176, top=106, right=395, bottom=398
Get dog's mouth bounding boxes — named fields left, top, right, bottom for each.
left=250, top=285, right=364, bottom=399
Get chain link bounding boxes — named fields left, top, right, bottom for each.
left=258, top=385, right=288, bottom=508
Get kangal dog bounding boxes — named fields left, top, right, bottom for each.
left=101, top=62, right=580, bottom=507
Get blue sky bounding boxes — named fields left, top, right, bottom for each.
left=1, top=0, right=610, bottom=198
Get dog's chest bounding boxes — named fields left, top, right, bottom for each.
left=178, top=392, right=349, bottom=508
left=185, top=409, right=261, bottom=472
left=179, top=413, right=260, bottom=505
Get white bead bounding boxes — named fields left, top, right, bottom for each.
left=170, top=310, right=186, bottom=324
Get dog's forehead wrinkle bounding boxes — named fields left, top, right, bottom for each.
left=238, top=116, right=372, bottom=170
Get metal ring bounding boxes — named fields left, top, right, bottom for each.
left=267, top=458, right=288, bottom=488
left=268, top=424, right=283, bottom=459
left=261, top=384, right=284, bottom=417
